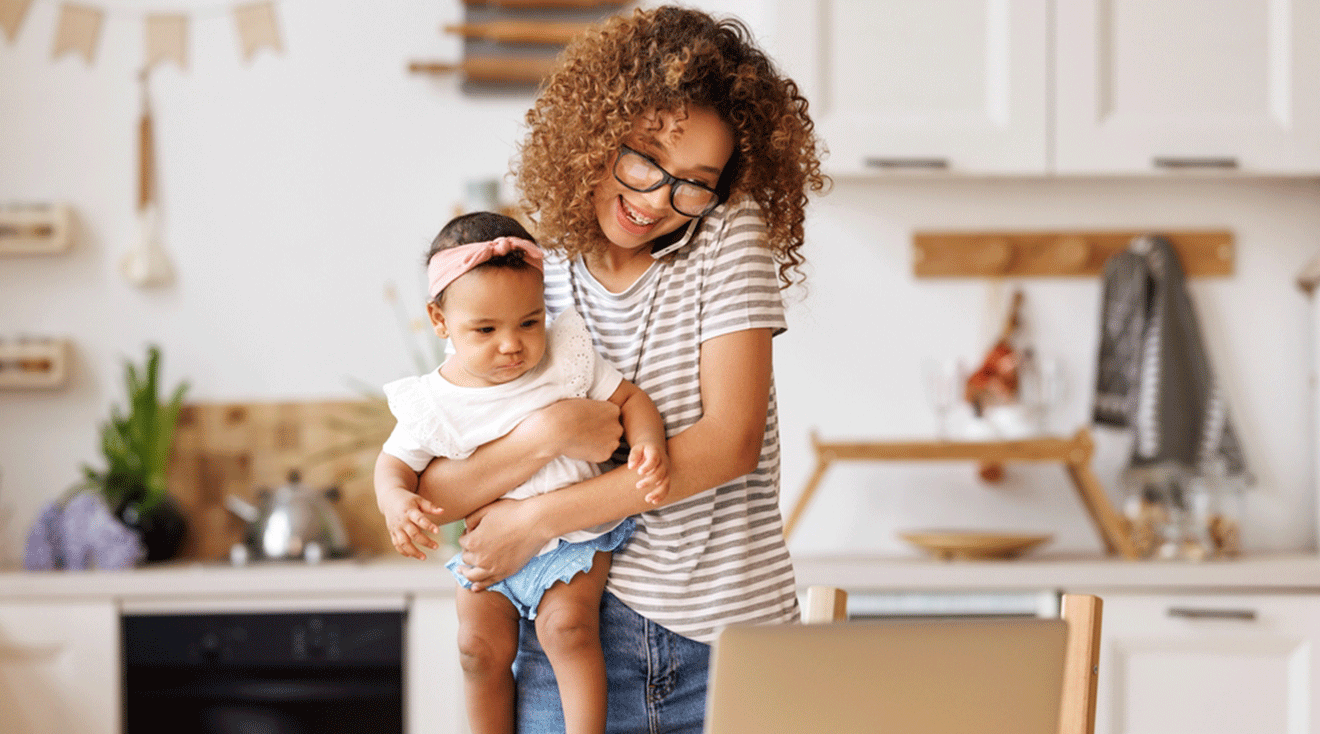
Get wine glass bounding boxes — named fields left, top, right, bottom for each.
left=1020, top=354, right=1066, bottom=434
left=922, top=358, right=965, bottom=439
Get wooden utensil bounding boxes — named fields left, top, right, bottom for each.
left=121, top=68, right=173, bottom=287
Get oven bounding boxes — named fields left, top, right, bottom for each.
left=122, top=606, right=405, bottom=734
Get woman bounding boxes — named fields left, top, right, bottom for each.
left=400, top=7, right=826, bottom=732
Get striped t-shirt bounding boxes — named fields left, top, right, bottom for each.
left=542, top=193, right=799, bottom=642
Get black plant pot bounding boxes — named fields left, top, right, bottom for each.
left=116, top=494, right=188, bottom=563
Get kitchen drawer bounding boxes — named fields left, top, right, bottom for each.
left=1093, top=592, right=1320, bottom=734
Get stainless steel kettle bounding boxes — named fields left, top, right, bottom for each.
left=225, top=471, right=350, bottom=564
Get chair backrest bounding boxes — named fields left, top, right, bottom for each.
left=800, top=586, right=1103, bottom=734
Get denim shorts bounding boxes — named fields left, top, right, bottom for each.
left=446, top=520, right=634, bottom=619
left=514, top=591, right=711, bottom=734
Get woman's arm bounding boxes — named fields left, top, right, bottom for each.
left=457, top=328, right=773, bottom=586
left=414, top=397, right=626, bottom=524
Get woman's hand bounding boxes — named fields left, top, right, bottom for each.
left=455, top=498, right=552, bottom=590
left=525, top=398, right=624, bottom=464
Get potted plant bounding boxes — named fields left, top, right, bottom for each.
left=82, top=344, right=189, bottom=562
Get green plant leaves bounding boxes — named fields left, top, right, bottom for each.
left=83, top=345, right=189, bottom=512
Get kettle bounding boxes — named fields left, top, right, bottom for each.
left=225, top=471, right=351, bottom=564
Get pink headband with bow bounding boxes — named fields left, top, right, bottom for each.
left=427, top=236, right=544, bottom=299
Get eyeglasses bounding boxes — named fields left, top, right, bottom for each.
left=612, top=144, right=722, bottom=218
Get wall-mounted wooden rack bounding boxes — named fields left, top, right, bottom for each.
left=408, top=0, right=627, bottom=87
left=408, top=56, right=558, bottom=84
left=0, top=205, right=74, bottom=255
left=0, top=339, right=71, bottom=390
left=443, top=20, right=595, bottom=44
left=913, top=230, right=1234, bottom=278
left=784, top=428, right=1139, bottom=559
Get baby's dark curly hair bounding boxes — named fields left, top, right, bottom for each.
left=426, top=211, right=538, bottom=306
left=514, top=5, right=828, bottom=289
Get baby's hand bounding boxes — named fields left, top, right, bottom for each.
left=377, top=485, right=443, bottom=560
left=628, top=442, right=671, bottom=505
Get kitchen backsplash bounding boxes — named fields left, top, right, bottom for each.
left=167, top=400, right=394, bottom=561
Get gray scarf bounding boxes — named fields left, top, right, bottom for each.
left=1092, top=234, right=1249, bottom=479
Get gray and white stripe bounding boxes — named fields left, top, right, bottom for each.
left=543, top=194, right=799, bottom=642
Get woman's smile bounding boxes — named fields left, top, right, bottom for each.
left=616, top=196, right=661, bottom=235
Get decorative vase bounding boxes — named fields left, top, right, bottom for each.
left=116, top=493, right=188, bottom=563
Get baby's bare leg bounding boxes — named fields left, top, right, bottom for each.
left=456, top=586, right=521, bottom=734
left=535, top=551, right=612, bottom=734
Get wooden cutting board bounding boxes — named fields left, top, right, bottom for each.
left=165, top=400, right=396, bottom=561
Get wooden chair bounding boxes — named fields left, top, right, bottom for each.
left=802, top=586, right=1103, bottom=734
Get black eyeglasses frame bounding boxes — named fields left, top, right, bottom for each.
left=612, top=144, right=722, bottom=218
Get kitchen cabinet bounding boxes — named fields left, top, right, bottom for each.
left=774, top=0, right=1320, bottom=176
left=407, top=594, right=468, bottom=734
left=775, top=0, right=1049, bottom=176
left=1055, top=0, right=1320, bottom=174
left=1090, top=592, right=1320, bottom=734
left=0, top=600, right=119, bottom=734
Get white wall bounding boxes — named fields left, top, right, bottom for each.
left=779, top=177, right=1320, bottom=556
left=1, top=0, right=1316, bottom=566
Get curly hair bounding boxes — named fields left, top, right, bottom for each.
left=514, top=5, right=828, bottom=289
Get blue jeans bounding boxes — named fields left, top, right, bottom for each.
left=514, top=591, right=711, bottom=734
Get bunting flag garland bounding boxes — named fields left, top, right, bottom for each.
left=233, top=2, right=280, bottom=62
left=4, top=0, right=282, bottom=68
left=52, top=4, right=102, bottom=63
left=0, top=0, right=32, bottom=42
left=145, top=13, right=186, bottom=70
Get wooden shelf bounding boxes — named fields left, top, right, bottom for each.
left=0, top=339, right=71, bottom=390
left=784, top=427, right=1139, bottom=560
left=0, top=205, right=74, bottom=255
left=913, top=230, right=1233, bottom=278
left=409, top=2, right=624, bottom=86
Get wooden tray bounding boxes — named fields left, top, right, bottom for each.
left=900, top=530, right=1053, bottom=560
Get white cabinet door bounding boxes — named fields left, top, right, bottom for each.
left=1055, top=0, right=1320, bottom=174
left=407, top=594, right=467, bottom=734
left=0, top=600, right=119, bottom=734
left=775, top=0, right=1049, bottom=176
left=1094, top=593, right=1320, bottom=734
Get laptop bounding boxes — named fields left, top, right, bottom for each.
left=704, top=617, right=1068, bottom=734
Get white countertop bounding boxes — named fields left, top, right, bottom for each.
left=4, top=552, right=1320, bottom=604
left=792, top=552, right=1320, bottom=593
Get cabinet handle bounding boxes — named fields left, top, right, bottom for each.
left=1152, top=157, right=1239, bottom=170
left=1167, top=607, right=1257, bottom=621
left=865, top=157, right=949, bottom=170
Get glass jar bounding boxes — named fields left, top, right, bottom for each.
left=1196, top=461, right=1245, bottom=559
left=1121, top=464, right=1244, bottom=561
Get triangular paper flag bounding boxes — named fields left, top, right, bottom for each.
left=0, top=0, right=33, bottom=43
left=52, top=4, right=102, bottom=64
left=233, top=2, right=281, bottom=62
left=145, top=14, right=187, bottom=71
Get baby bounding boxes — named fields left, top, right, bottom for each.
left=373, top=211, right=669, bottom=734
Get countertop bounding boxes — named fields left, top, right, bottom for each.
left=5, top=552, right=1320, bottom=604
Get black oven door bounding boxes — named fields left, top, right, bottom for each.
left=123, top=611, right=404, bottom=734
